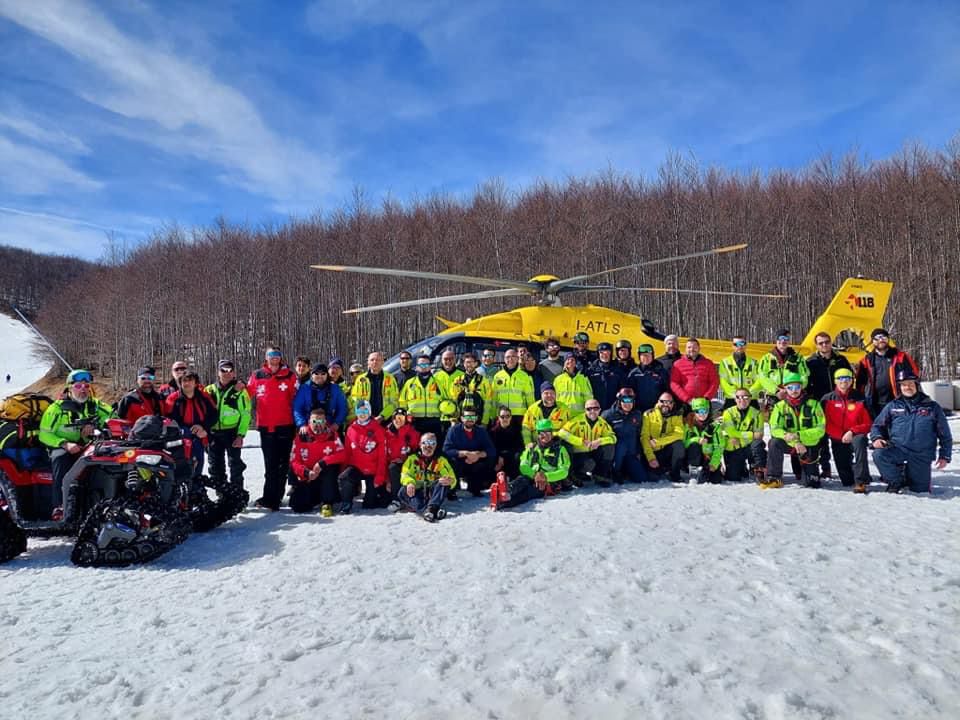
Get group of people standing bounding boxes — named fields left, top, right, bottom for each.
left=36, top=326, right=952, bottom=523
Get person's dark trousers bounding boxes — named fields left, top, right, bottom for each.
left=496, top=452, right=521, bottom=479
left=449, top=456, right=495, bottom=496
left=412, top=417, right=443, bottom=438
left=767, top=438, right=819, bottom=483
left=830, top=435, right=870, bottom=486
left=258, top=425, right=295, bottom=510
left=289, top=465, right=340, bottom=512
left=50, top=448, right=80, bottom=508
left=388, top=462, right=404, bottom=499
left=615, top=453, right=648, bottom=483
left=647, top=442, right=684, bottom=482
left=337, top=467, right=384, bottom=510
left=816, top=436, right=832, bottom=476
left=208, top=429, right=247, bottom=488
left=498, top=476, right=546, bottom=509
left=398, top=482, right=448, bottom=512
left=569, top=445, right=615, bottom=485
left=686, top=444, right=722, bottom=483
left=873, top=446, right=932, bottom=493
left=182, top=429, right=206, bottom=481
left=723, top=440, right=767, bottom=482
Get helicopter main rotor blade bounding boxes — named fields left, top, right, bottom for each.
left=342, top=288, right=531, bottom=315
left=312, top=264, right=536, bottom=292
left=609, top=287, right=789, bottom=299
left=548, top=242, right=748, bottom=291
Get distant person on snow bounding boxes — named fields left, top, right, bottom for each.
left=5, top=373, right=9, bottom=383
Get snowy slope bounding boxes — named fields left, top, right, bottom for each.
left=1, top=320, right=958, bottom=719
left=0, top=312, right=52, bottom=393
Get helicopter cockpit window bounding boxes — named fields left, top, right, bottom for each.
left=641, top=318, right=666, bottom=341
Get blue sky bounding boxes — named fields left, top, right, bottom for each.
left=0, top=0, right=957, bottom=260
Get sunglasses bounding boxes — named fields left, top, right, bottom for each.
left=138, top=374, right=156, bottom=381
left=462, top=415, right=477, bottom=421
left=785, top=383, right=803, bottom=392
left=585, top=406, right=601, bottom=411
left=72, top=381, right=90, bottom=389
left=735, top=395, right=751, bottom=401
left=733, top=340, right=746, bottom=347
left=173, top=367, right=187, bottom=372
left=498, top=414, right=512, bottom=419
left=776, top=336, right=790, bottom=342
left=873, top=335, right=888, bottom=341
left=218, top=367, right=234, bottom=373
left=658, top=399, right=673, bottom=405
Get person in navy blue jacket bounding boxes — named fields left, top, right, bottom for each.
left=626, top=344, right=669, bottom=412
left=442, top=406, right=497, bottom=496
left=870, top=369, right=952, bottom=493
left=293, top=363, right=347, bottom=431
left=587, top=342, right=621, bottom=410
left=600, top=387, right=647, bottom=483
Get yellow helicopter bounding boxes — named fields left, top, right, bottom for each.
left=312, top=243, right=892, bottom=370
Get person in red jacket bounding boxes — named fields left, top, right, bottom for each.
left=337, top=401, right=388, bottom=512
left=246, top=345, right=298, bottom=511
left=164, top=370, right=218, bottom=482
left=821, top=368, right=873, bottom=492
left=669, top=338, right=719, bottom=408
left=288, top=407, right=345, bottom=515
left=385, top=407, right=420, bottom=502
left=116, top=366, right=165, bottom=423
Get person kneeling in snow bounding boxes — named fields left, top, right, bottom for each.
left=682, top=397, right=723, bottom=484
left=492, top=419, right=572, bottom=510
left=336, top=401, right=388, bottom=513
left=392, top=433, right=456, bottom=522
left=288, top=407, right=344, bottom=516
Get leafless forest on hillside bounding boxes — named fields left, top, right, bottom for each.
left=33, top=142, right=960, bottom=387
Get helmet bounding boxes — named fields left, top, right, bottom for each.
left=782, top=372, right=805, bottom=386
left=596, top=342, right=613, bottom=353
left=896, top=368, right=919, bottom=383
left=833, top=368, right=854, bottom=382
left=66, top=369, right=93, bottom=385
left=615, top=339, right=632, bottom=351
left=438, top=399, right=458, bottom=418
left=690, top=397, right=711, bottom=414
left=348, top=362, right=363, bottom=373
left=535, top=418, right=554, bottom=432
left=573, top=332, right=589, bottom=343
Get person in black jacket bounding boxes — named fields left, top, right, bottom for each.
left=489, top=405, right=523, bottom=478
left=116, top=366, right=165, bottom=422
left=657, top=334, right=682, bottom=375
left=587, top=342, right=620, bottom=410
left=805, top=331, right=852, bottom=479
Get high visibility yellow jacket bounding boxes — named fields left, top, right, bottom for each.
left=39, top=396, right=113, bottom=449
left=769, top=397, right=825, bottom=448
left=719, top=404, right=764, bottom=452
left=682, top=417, right=724, bottom=469
left=757, top=350, right=810, bottom=395
left=522, top=401, right=570, bottom=446
left=640, top=406, right=684, bottom=462
left=557, top=414, right=616, bottom=454
left=351, top=372, right=400, bottom=421
left=718, top=354, right=762, bottom=400
left=399, top=375, right=444, bottom=419
left=492, top=367, right=535, bottom=418
left=432, top=366, right=464, bottom=399
left=400, top=451, right=457, bottom=489
left=552, top=371, right=594, bottom=416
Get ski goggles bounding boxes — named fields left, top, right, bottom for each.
left=785, top=383, right=803, bottom=392
left=138, top=373, right=156, bottom=381
left=694, top=408, right=710, bottom=416
left=416, top=361, right=432, bottom=369
left=619, top=396, right=635, bottom=403
left=733, top=340, right=747, bottom=348
left=309, top=417, right=327, bottom=426
left=68, top=370, right=93, bottom=384
left=776, top=335, right=790, bottom=343
left=421, top=437, right=438, bottom=447
left=265, top=350, right=282, bottom=359
left=461, top=413, right=478, bottom=422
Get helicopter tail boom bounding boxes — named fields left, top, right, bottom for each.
left=801, top=278, right=893, bottom=351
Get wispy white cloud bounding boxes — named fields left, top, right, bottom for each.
left=0, top=0, right=338, bottom=211
left=0, top=134, right=102, bottom=195
left=0, top=111, right=90, bottom=154
left=0, top=207, right=110, bottom=257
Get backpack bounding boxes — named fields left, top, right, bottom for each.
left=0, top=393, right=53, bottom=426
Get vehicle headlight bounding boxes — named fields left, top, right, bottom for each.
left=137, top=454, right=163, bottom=466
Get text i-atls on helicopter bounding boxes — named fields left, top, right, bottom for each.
left=312, top=243, right=892, bottom=370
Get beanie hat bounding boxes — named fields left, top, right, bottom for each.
left=540, top=381, right=555, bottom=393
left=328, top=356, right=344, bottom=368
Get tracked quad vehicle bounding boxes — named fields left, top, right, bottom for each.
left=0, top=415, right=195, bottom=566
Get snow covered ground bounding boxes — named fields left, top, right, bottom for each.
left=1, top=317, right=959, bottom=719
left=0, top=312, right=52, bottom=393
